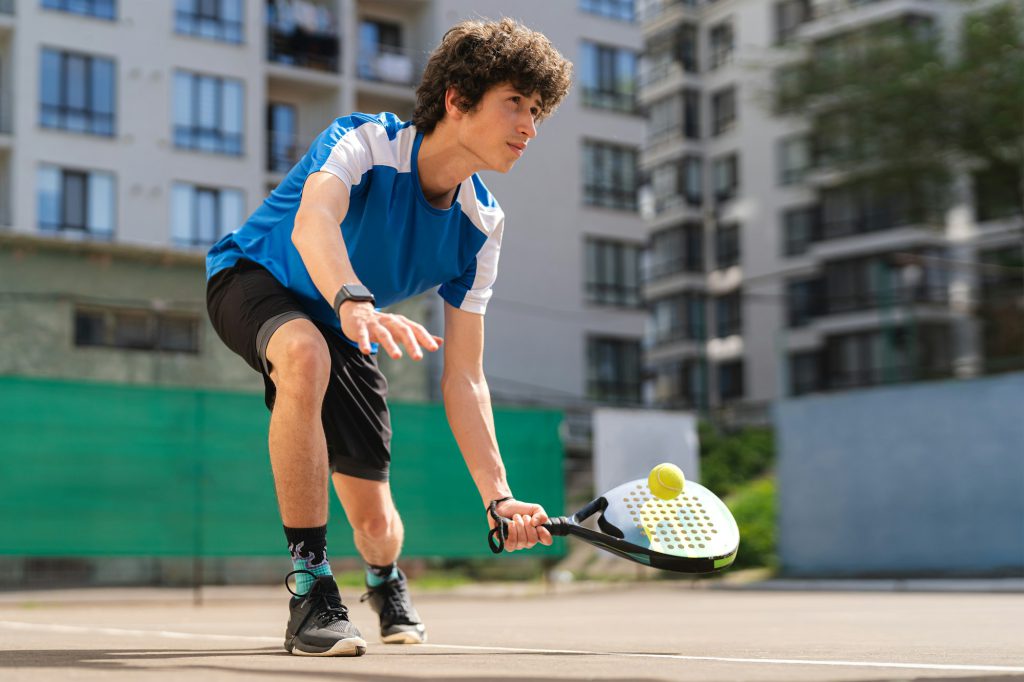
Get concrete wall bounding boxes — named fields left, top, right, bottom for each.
left=0, top=234, right=431, bottom=398
left=775, top=372, right=1024, bottom=576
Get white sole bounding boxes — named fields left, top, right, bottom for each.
left=290, top=636, right=367, bottom=656
left=382, top=629, right=426, bottom=644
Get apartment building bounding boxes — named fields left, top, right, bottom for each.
left=637, top=0, right=1021, bottom=417
left=0, top=0, right=650, bottom=422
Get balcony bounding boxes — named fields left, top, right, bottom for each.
left=789, top=284, right=952, bottom=330
left=357, top=44, right=420, bottom=87
left=267, top=1, right=340, bottom=73
left=637, top=0, right=699, bottom=27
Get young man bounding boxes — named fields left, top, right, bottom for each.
left=205, top=19, right=572, bottom=656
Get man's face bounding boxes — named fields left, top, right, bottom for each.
left=456, top=84, right=541, bottom=173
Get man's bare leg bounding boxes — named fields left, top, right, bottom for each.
left=265, top=319, right=332, bottom=527
left=333, top=473, right=424, bottom=643
left=265, top=319, right=366, bottom=656
left=331, top=473, right=404, bottom=565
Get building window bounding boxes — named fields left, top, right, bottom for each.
left=648, top=94, right=682, bottom=143
left=779, top=135, right=811, bottom=185
left=587, top=337, right=642, bottom=404
left=39, top=49, right=115, bottom=137
left=717, top=360, right=744, bottom=400
left=820, top=184, right=916, bottom=240
left=683, top=89, right=700, bottom=139
left=42, top=0, right=115, bottom=20
left=782, top=206, right=819, bottom=256
left=648, top=222, right=703, bottom=280
left=583, top=140, right=638, bottom=211
left=170, top=182, right=244, bottom=247
left=359, top=19, right=415, bottom=85
left=585, top=238, right=643, bottom=308
left=37, top=165, right=115, bottom=238
left=787, top=278, right=822, bottom=327
left=774, top=65, right=803, bottom=114
left=175, top=0, right=243, bottom=44
left=267, top=102, right=298, bottom=173
left=683, top=156, right=703, bottom=206
left=715, top=291, right=741, bottom=337
left=715, top=222, right=740, bottom=269
left=651, top=293, right=706, bottom=344
left=652, top=360, right=707, bottom=410
left=790, top=351, right=821, bottom=395
left=678, top=23, right=699, bottom=73
left=709, top=21, right=734, bottom=70
left=711, top=86, right=736, bottom=136
left=75, top=307, right=201, bottom=353
left=973, top=165, right=1021, bottom=222
left=712, top=153, right=739, bottom=202
left=173, top=70, right=244, bottom=155
left=579, top=0, right=634, bottom=22
left=580, top=41, right=638, bottom=113
left=775, top=0, right=809, bottom=45
left=267, top=0, right=339, bottom=72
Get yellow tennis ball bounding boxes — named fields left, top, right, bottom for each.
left=648, top=463, right=685, bottom=500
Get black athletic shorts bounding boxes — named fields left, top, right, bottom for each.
left=206, top=259, right=392, bottom=482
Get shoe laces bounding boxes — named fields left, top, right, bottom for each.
left=361, top=576, right=412, bottom=620
left=286, top=569, right=350, bottom=625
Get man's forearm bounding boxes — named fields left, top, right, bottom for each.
left=293, top=210, right=362, bottom=309
left=442, top=372, right=512, bottom=507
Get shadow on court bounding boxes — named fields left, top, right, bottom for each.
left=0, top=648, right=669, bottom=682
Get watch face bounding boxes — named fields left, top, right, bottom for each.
left=343, top=285, right=374, bottom=300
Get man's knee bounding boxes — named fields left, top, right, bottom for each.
left=267, top=324, right=330, bottom=391
left=353, top=511, right=398, bottom=540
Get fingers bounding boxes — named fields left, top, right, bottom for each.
left=356, top=321, right=372, bottom=356
left=372, top=315, right=443, bottom=361
left=503, top=513, right=547, bottom=551
left=368, top=320, right=402, bottom=359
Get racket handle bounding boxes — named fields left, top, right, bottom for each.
left=542, top=517, right=572, bottom=536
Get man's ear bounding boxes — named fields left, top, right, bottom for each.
left=444, top=86, right=467, bottom=120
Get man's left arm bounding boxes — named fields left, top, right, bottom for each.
left=441, top=301, right=552, bottom=552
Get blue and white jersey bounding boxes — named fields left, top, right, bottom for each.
left=206, top=112, right=504, bottom=345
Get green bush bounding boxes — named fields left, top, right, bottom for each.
left=698, top=422, right=774, bottom=497
left=726, top=476, right=777, bottom=570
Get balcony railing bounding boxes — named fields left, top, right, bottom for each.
left=789, top=285, right=950, bottom=326
left=357, top=44, right=419, bottom=86
left=267, top=1, right=340, bottom=73
left=637, top=0, right=699, bottom=23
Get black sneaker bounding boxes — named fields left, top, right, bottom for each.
left=284, top=571, right=367, bottom=656
left=360, top=568, right=427, bottom=644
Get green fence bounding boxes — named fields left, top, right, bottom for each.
left=0, top=377, right=564, bottom=559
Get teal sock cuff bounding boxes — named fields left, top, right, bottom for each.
left=365, top=563, right=398, bottom=587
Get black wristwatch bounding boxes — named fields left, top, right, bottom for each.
left=333, top=284, right=375, bottom=316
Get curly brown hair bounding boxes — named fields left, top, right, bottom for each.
left=413, top=18, right=573, bottom=134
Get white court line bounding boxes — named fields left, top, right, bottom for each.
left=3, top=620, right=1023, bottom=674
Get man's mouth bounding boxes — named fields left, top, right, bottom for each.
left=507, top=142, right=525, bottom=157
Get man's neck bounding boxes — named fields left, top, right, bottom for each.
left=417, top=123, right=484, bottom=209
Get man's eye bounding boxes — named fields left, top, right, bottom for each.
left=510, top=96, right=521, bottom=104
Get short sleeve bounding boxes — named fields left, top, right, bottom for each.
left=438, top=215, right=504, bottom=315
left=305, top=118, right=375, bottom=193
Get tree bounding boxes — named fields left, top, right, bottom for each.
left=777, top=1, right=1024, bottom=219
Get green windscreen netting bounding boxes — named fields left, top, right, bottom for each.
left=0, top=376, right=564, bottom=558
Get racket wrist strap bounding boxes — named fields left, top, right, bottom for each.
left=486, top=497, right=514, bottom=554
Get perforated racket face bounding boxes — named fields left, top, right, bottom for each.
left=599, top=479, right=739, bottom=560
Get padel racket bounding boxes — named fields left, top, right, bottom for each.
left=488, top=478, right=739, bottom=574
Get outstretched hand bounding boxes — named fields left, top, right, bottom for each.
left=488, top=498, right=554, bottom=551
left=339, top=301, right=443, bottom=360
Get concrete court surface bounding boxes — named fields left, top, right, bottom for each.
left=1, top=583, right=1022, bottom=682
